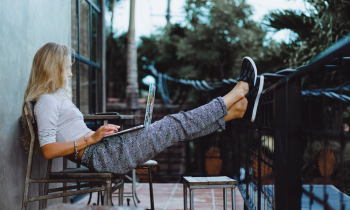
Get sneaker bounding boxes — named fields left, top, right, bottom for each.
left=242, top=75, right=264, bottom=122
left=238, top=57, right=258, bottom=90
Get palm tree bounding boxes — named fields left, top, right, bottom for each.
left=265, top=0, right=350, bottom=69
left=126, top=0, right=140, bottom=110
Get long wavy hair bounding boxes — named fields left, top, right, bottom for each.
left=21, top=42, right=74, bottom=152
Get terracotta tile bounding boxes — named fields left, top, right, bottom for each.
left=78, top=183, right=244, bottom=209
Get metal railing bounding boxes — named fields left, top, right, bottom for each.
left=231, top=35, right=350, bottom=210
left=106, top=35, right=350, bottom=209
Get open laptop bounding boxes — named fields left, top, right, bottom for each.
left=103, top=84, right=156, bottom=137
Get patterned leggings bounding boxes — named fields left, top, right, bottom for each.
left=81, top=97, right=228, bottom=174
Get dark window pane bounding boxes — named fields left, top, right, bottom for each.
left=79, top=0, right=90, bottom=60
left=71, top=0, right=78, bottom=51
left=80, top=62, right=90, bottom=114
left=71, top=60, right=78, bottom=106
left=92, top=68, right=99, bottom=113
left=92, top=8, right=101, bottom=64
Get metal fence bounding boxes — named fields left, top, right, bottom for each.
left=107, top=36, right=350, bottom=209
left=231, top=36, right=350, bottom=210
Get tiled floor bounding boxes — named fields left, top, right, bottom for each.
left=78, top=183, right=244, bottom=210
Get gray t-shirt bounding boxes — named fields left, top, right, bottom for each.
left=34, top=89, right=92, bottom=147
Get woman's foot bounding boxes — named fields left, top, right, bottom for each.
left=242, top=75, right=264, bottom=122
left=238, top=56, right=258, bottom=90
left=222, top=56, right=258, bottom=111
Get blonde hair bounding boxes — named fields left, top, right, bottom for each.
left=21, top=42, right=74, bottom=151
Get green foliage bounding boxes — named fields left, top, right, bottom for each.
left=136, top=0, right=284, bottom=105
left=265, top=0, right=350, bottom=69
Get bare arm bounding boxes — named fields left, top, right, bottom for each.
left=41, top=124, right=119, bottom=160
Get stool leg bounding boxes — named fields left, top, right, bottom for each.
left=183, top=184, right=187, bottom=210
left=118, top=183, right=124, bottom=206
left=132, top=169, right=138, bottom=207
left=190, top=189, right=194, bottom=210
left=223, top=188, right=227, bottom=210
left=148, top=168, right=155, bottom=210
left=231, top=187, right=236, bottom=210
left=97, top=191, right=100, bottom=205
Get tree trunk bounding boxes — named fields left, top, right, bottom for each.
left=126, top=0, right=139, bottom=111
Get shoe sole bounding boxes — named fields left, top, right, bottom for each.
left=243, top=56, right=257, bottom=86
left=251, top=75, right=264, bottom=122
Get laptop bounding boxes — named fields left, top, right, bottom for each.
left=103, top=84, right=156, bottom=137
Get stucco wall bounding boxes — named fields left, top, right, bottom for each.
left=0, top=1, right=71, bottom=209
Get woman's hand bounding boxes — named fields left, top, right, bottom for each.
left=89, top=124, right=120, bottom=144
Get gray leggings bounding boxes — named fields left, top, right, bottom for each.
left=81, top=97, right=227, bottom=174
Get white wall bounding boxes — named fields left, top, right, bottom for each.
left=0, top=1, right=71, bottom=209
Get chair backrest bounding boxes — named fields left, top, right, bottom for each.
left=23, top=101, right=53, bottom=174
left=23, top=101, right=36, bottom=152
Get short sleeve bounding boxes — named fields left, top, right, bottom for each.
left=34, top=95, right=60, bottom=147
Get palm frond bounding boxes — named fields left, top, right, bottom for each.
left=266, top=10, right=316, bottom=39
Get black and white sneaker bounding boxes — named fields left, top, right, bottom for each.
left=242, top=75, right=264, bottom=122
left=238, top=56, right=258, bottom=90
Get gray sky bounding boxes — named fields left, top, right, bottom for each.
left=106, top=0, right=311, bottom=42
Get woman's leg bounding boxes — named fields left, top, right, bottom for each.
left=222, top=81, right=249, bottom=110
left=225, top=97, right=248, bottom=122
left=82, top=94, right=247, bottom=174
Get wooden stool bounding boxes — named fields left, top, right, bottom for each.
left=183, top=176, right=237, bottom=210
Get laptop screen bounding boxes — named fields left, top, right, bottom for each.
left=144, top=84, right=156, bottom=127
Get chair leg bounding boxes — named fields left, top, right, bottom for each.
left=42, top=182, right=49, bottom=208
left=118, top=183, right=124, bottom=206
left=135, top=190, right=140, bottom=203
left=101, top=191, right=104, bottom=205
left=132, top=169, right=138, bottom=207
left=97, top=191, right=101, bottom=205
left=87, top=192, right=93, bottom=205
left=148, top=168, right=155, bottom=210
left=106, top=180, right=112, bottom=206
left=133, top=169, right=140, bottom=203
left=22, top=181, right=30, bottom=210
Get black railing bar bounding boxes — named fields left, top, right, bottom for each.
left=232, top=124, right=274, bottom=131
left=234, top=176, right=255, bottom=210
left=247, top=173, right=275, bottom=209
left=142, top=172, right=223, bottom=176
left=302, top=130, right=350, bottom=140
left=235, top=143, right=274, bottom=168
left=262, top=36, right=350, bottom=95
left=339, top=57, right=345, bottom=210
left=261, top=100, right=273, bottom=105
left=301, top=187, right=335, bottom=210
left=154, top=155, right=224, bottom=159
left=301, top=90, right=350, bottom=103
left=324, top=65, right=339, bottom=68
left=330, top=57, right=350, bottom=61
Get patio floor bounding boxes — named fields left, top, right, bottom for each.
left=78, top=183, right=244, bottom=210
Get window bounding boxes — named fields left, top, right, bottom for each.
left=71, top=0, right=103, bottom=114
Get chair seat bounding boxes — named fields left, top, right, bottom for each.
left=136, top=160, right=158, bottom=168
left=48, top=168, right=123, bottom=179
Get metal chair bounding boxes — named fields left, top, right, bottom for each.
left=21, top=101, right=125, bottom=210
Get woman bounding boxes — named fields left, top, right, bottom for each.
left=22, top=42, right=263, bottom=174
